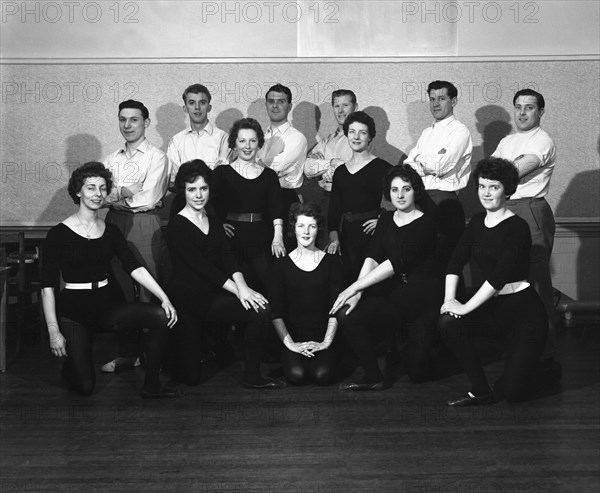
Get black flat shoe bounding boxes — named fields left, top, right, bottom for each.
left=242, top=378, right=287, bottom=389
left=447, top=392, right=493, bottom=407
left=140, top=387, right=185, bottom=399
left=339, top=380, right=386, bottom=391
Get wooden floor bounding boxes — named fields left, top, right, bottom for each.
left=1, top=316, right=599, bottom=493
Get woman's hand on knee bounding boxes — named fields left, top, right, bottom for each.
left=49, top=330, right=67, bottom=357
left=161, top=300, right=178, bottom=328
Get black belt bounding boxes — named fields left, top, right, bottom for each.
left=226, top=212, right=264, bottom=222
left=342, top=210, right=378, bottom=223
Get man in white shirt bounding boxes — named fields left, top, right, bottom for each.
left=304, top=89, right=357, bottom=228
left=405, top=80, right=473, bottom=280
left=167, top=84, right=230, bottom=216
left=492, top=89, right=558, bottom=367
left=258, top=83, right=308, bottom=249
left=102, top=99, right=170, bottom=372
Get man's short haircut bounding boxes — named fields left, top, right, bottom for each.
left=118, top=99, right=149, bottom=120
left=265, top=83, right=292, bottom=104
left=331, top=89, right=357, bottom=105
left=68, top=162, right=113, bottom=204
left=513, top=88, right=545, bottom=110
left=288, top=202, right=325, bottom=236
left=472, top=157, right=520, bottom=197
left=228, top=118, right=265, bottom=150
left=182, top=84, right=212, bottom=104
left=174, top=159, right=213, bottom=194
left=427, top=80, right=458, bottom=100
left=342, top=111, right=376, bottom=140
left=382, top=164, right=425, bottom=202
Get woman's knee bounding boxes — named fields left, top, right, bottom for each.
left=284, top=364, right=307, bottom=386
left=437, top=313, right=460, bottom=341
left=313, top=364, right=335, bottom=386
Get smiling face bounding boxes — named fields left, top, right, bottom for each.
left=429, top=88, right=456, bottom=122
left=184, top=91, right=211, bottom=127
left=119, top=108, right=149, bottom=146
left=514, top=95, right=544, bottom=132
left=294, top=214, right=318, bottom=249
left=333, top=95, right=358, bottom=127
left=347, top=121, right=371, bottom=152
left=265, top=90, right=292, bottom=125
left=389, top=177, right=416, bottom=213
left=478, top=177, right=506, bottom=212
left=234, top=128, right=260, bottom=163
left=185, top=175, right=210, bottom=212
left=77, top=176, right=107, bottom=210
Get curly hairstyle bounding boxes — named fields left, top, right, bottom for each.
left=472, top=157, right=520, bottom=197
left=174, top=159, right=213, bottom=194
left=382, top=164, right=425, bottom=202
left=342, top=110, right=376, bottom=141
left=228, top=118, right=265, bottom=150
left=288, top=202, right=325, bottom=237
left=68, top=162, right=113, bottom=204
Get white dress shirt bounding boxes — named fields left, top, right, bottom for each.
left=304, top=129, right=353, bottom=192
left=258, top=121, right=308, bottom=190
left=405, top=115, right=473, bottom=191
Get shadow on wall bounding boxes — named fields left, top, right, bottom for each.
left=37, top=134, right=103, bottom=223
left=155, top=103, right=186, bottom=153
left=215, top=108, right=244, bottom=134
left=247, top=99, right=270, bottom=130
left=461, top=105, right=512, bottom=218
left=292, top=101, right=321, bottom=152
left=363, top=106, right=406, bottom=166
left=555, top=164, right=600, bottom=300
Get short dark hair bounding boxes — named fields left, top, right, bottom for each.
left=174, top=159, right=213, bottom=194
left=472, top=157, right=519, bottom=197
left=265, top=83, right=292, bottom=104
left=427, top=80, right=458, bottom=100
left=228, top=118, right=265, bottom=150
left=383, top=164, right=425, bottom=202
left=331, top=89, right=357, bottom=105
left=342, top=111, right=376, bottom=140
left=118, top=99, right=149, bottom=120
left=288, top=202, right=325, bottom=237
left=182, top=84, right=212, bottom=104
left=513, top=88, right=545, bottom=110
left=68, top=162, right=113, bottom=204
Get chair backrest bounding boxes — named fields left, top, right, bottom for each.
left=0, top=232, right=26, bottom=291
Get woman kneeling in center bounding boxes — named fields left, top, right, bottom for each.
left=269, top=203, right=344, bottom=385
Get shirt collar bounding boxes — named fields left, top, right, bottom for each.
left=268, top=120, right=291, bottom=135
left=186, top=121, right=214, bottom=135
left=119, top=138, right=149, bottom=154
left=432, top=114, right=456, bottom=128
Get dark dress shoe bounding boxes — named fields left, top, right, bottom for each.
left=447, top=392, right=493, bottom=407
left=242, top=378, right=287, bottom=389
left=339, top=380, right=386, bottom=391
left=140, top=387, right=185, bottom=399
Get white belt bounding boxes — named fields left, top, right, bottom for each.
left=64, top=279, right=109, bottom=290
left=496, top=280, right=530, bottom=296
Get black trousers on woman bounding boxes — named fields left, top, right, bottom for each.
left=59, top=302, right=170, bottom=396
left=438, top=286, right=548, bottom=402
left=337, top=279, right=441, bottom=384
left=340, top=217, right=377, bottom=283
left=172, top=294, right=270, bottom=386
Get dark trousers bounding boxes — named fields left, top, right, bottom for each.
left=58, top=302, right=169, bottom=396
left=337, top=279, right=441, bottom=383
left=281, top=346, right=336, bottom=386
left=172, top=294, right=270, bottom=386
left=340, top=217, right=377, bottom=284
left=438, top=286, right=548, bottom=402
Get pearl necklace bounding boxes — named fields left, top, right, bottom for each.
left=76, top=213, right=96, bottom=239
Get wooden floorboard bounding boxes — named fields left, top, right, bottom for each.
left=1, top=318, right=599, bottom=492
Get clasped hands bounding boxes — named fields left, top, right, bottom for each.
left=284, top=338, right=330, bottom=358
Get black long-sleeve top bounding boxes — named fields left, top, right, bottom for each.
left=212, top=165, right=283, bottom=221
left=446, top=213, right=531, bottom=291
left=366, top=211, right=438, bottom=282
left=166, top=214, right=241, bottom=314
left=268, top=254, right=344, bottom=341
left=328, top=158, right=392, bottom=233
left=41, top=222, right=141, bottom=325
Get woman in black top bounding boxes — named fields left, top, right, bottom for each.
left=212, top=118, right=285, bottom=292
left=269, top=203, right=344, bottom=385
left=331, top=165, right=441, bottom=389
left=438, top=158, right=548, bottom=406
left=166, top=159, right=285, bottom=389
left=41, top=162, right=180, bottom=398
left=326, top=111, right=392, bottom=282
